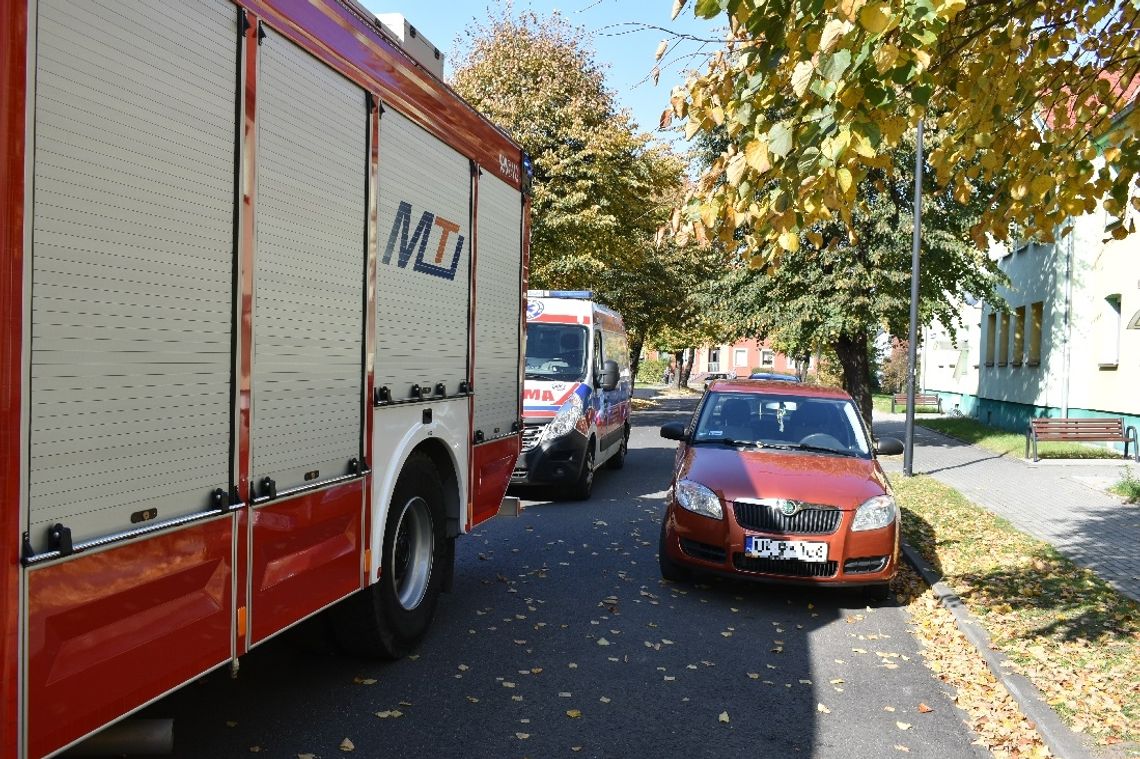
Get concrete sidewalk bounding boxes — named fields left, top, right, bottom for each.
left=875, top=413, right=1140, bottom=603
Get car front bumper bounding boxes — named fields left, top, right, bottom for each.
left=663, top=501, right=899, bottom=587
left=510, top=424, right=588, bottom=487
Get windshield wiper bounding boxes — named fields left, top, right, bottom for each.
left=788, top=442, right=859, bottom=458
left=695, top=438, right=760, bottom=448
left=525, top=373, right=561, bottom=381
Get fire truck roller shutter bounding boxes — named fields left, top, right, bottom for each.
left=251, top=29, right=367, bottom=494
left=27, top=0, right=239, bottom=553
left=473, top=172, right=524, bottom=441
left=375, top=109, right=470, bottom=401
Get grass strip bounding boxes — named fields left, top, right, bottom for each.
left=894, top=475, right=1139, bottom=748
left=918, top=417, right=1126, bottom=460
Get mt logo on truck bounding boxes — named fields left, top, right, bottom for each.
left=382, top=200, right=466, bottom=281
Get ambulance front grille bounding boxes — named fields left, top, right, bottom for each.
left=521, top=424, right=544, bottom=452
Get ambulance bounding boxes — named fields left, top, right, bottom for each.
left=514, top=292, right=632, bottom=499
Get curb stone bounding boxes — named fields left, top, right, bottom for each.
left=900, top=541, right=1094, bottom=759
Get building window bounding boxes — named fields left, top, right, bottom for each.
left=1101, top=294, right=1122, bottom=368
left=998, top=312, right=1010, bottom=366
left=733, top=348, right=748, bottom=368
left=1028, top=302, right=1043, bottom=366
left=1012, top=306, right=1025, bottom=366
left=985, top=312, right=996, bottom=366
left=708, top=347, right=720, bottom=372
left=760, top=350, right=775, bottom=367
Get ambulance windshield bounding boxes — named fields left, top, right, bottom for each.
left=525, top=323, right=590, bottom=382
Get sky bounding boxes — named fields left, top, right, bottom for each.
left=361, top=0, right=726, bottom=140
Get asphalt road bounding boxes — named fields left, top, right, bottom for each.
left=135, top=395, right=985, bottom=759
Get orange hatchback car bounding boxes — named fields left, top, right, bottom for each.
left=659, top=380, right=905, bottom=599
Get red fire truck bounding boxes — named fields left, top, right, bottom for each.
left=0, top=1, right=528, bottom=755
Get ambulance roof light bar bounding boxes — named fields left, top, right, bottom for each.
left=527, top=290, right=593, bottom=299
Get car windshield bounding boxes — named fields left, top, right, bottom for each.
left=691, top=391, right=871, bottom=457
left=524, top=323, right=589, bottom=382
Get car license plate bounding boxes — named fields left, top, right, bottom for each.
left=745, top=536, right=828, bottom=563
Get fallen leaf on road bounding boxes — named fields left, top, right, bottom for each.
left=817, top=703, right=831, bottom=714
left=896, top=722, right=912, bottom=730
left=747, top=673, right=760, bottom=679
left=515, top=733, right=530, bottom=740
left=884, top=706, right=896, bottom=712
left=352, top=677, right=376, bottom=685
left=918, top=703, right=933, bottom=713
left=597, top=637, right=611, bottom=646
left=339, top=738, right=355, bottom=752
left=895, top=745, right=910, bottom=752
left=374, top=710, right=403, bottom=719
left=566, top=709, right=582, bottom=719
left=600, top=696, right=611, bottom=703
left=466, top=696, right=479, bottom=703
left=718, top=711, right=730, bottom=724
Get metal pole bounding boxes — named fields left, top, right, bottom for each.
left=903, top=119, right=924, bottom=477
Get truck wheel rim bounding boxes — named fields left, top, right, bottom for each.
left=392, top=496, right=433, bottom=610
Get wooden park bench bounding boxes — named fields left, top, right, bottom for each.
left=1025, top=417, right=1139, bottom=462
left=891, top=392, right=942, bottom=413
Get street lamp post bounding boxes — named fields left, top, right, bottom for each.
left=903, top=119, right=924, bottom=477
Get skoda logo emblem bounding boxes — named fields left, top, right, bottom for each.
left=779, top=500, right=800, bottom=517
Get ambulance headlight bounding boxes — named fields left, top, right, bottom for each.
left=543, top=394, right=584, bottom=440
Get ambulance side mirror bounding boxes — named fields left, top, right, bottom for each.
left=599, top=360, right=619, bottom=391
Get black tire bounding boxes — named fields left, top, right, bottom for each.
left=606, top=424, right=629, bottom=470
left=567, top=439, right=596, bottom=501
left=658, top=521, right=692, bottom=583
left=332, top=453, right=447, bottom=659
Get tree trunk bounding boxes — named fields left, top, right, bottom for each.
left=835, top=331, right=873, bottom=430
left=629, top=334, right=644, bottom=393
left=672, top=350, right=684, bottom=389
left=680, top=348, right=695, bottom=386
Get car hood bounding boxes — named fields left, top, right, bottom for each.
left=677, top=445, right=889, bottom=510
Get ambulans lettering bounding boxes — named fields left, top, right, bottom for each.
left=523, top=388, right=557, bottom=402
left=382, top=200, right=465, bottom=280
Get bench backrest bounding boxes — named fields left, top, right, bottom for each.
left=894, top=393, right=939, bottom=404
left=1030, top=417, right=1124, bottom=440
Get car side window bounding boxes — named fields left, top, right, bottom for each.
left=594, top=332, right=604, bottom=376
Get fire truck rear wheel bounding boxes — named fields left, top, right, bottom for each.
left=333, top=453, right=446, bottom=659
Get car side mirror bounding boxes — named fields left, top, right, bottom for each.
left=660, top=421, right=687, bottom=441
left=600, top=359, right=619, bottom=391
left=874, top=437, right=904, bottom=456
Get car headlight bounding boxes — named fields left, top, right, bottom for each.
left=674, top=479, right=723, bottom=520
left=542, top=393, right=584, bottom=441
left=851, top=494, right=898, bottom=531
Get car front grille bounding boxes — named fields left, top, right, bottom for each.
left=680, top=538, right=726, bottom=563
left=733, top=500, right=842, bottom=535
left=521, top=424, right=544, bottom=452
left=733, top=554, right=839, bottom=578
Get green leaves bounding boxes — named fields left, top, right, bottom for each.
left=693, top=0, right=723, bottom=19
left=768, top=123, right=793, bottom=159
left=675, top=0, right=1140, bottom=265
